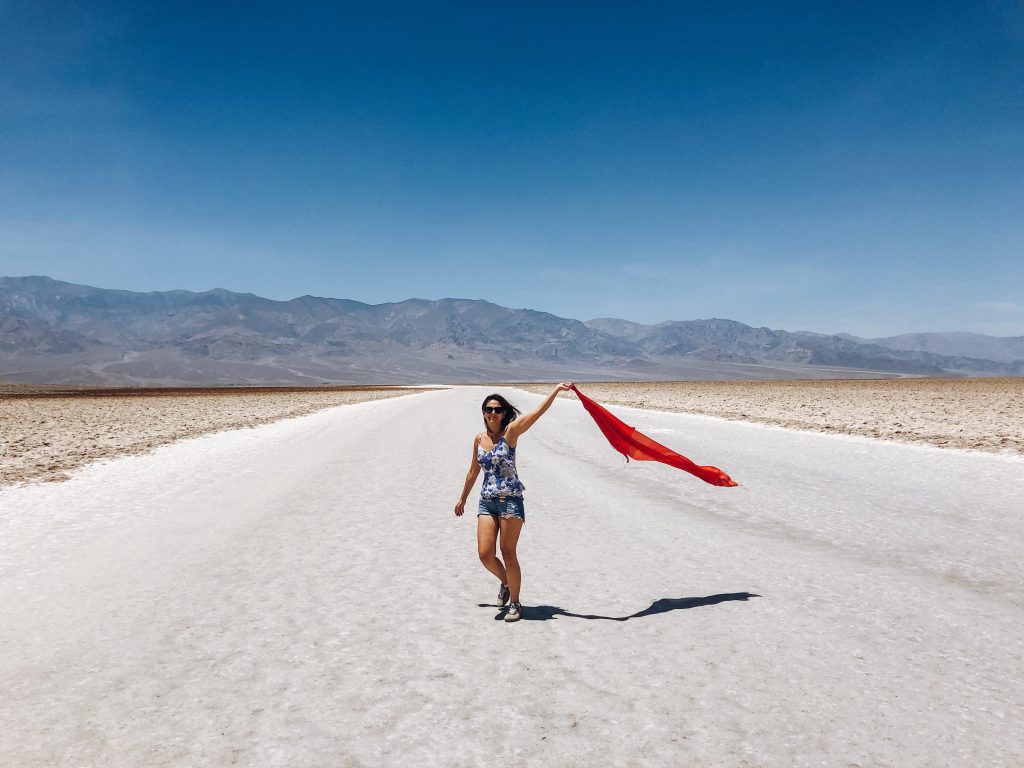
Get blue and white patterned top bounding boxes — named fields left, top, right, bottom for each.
left=477, top=436, right=525, bottom=498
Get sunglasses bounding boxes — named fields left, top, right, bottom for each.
left=482, top=406, right=505, bottom=414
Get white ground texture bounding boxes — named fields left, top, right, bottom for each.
left=2, top=386, right=1022, bottom=767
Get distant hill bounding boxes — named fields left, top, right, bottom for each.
left=838, top=331, right=1024, bottom=364
left=588, top=319, right=1023, bottom=377
left=1, top=276, right=1021, bottom=385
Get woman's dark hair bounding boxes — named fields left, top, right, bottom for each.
left=481, top=393, right=521, bottom=432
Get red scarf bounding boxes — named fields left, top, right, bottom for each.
left=571, top=385, right=738, bottom=488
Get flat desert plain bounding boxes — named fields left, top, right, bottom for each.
left=0, top=385, right=428, bottom=487
left=3, top=378, right=1021, bottom=489
left=523, top=377, right=1023, bottom=455
left=2, top=382, right=1023, bottom=766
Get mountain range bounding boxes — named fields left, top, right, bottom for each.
left=1, top=276, right=1021, bottom=386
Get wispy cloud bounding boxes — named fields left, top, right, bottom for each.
left=978, top=301, right=1024, bottom=314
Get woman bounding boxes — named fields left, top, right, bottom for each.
left=454, top=382, right=573, bottom=622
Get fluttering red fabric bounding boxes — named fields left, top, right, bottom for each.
left=571, top=385, right=738, bottom=488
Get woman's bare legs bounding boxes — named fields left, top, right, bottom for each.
left=498, top=517, right=525, bottom=603
left=476, top=515, right=507, bottom=583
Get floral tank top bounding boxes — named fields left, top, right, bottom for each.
left=477, top=436, right=525, bottom=498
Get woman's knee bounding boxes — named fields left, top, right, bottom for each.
left=499, top=541, right=518, bottom=561
left=478, top=548, right=498, bottom=565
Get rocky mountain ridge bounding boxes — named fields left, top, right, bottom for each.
left=1, top=276, right=1021, bottom=385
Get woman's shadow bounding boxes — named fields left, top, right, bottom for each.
left=482, top=592, right=760, bottom=621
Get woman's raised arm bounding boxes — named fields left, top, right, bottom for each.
left=505, top=382, right=573, bottom=444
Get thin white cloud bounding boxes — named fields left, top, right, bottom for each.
left=978, top=301, right=1024, bottom=314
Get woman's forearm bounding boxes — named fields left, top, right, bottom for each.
left=537, top=387, right=559, bottom=414
left=536, top=382, right=567, bottom=416
left=459, top=473, right=476, bottom=503
left=510, top=382, right=571, bottom=436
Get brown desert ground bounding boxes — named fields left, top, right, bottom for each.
left=521, top=377, right=1023, bottom=455
left=3, top=377, right=1021, bottom=489
left=0, top=385, right=429, bottom=487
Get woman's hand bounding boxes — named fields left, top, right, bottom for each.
left=555, top=381, right=573, bottom=392
left=455, top=500, right=466, bottom=517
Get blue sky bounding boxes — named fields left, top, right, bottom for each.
left=2, top=1, right=1022, bottom=336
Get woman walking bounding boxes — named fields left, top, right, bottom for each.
left=455, top=383, right=573, bottom=622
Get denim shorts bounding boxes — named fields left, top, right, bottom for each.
left=477, top=496, right=525, bottom=522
